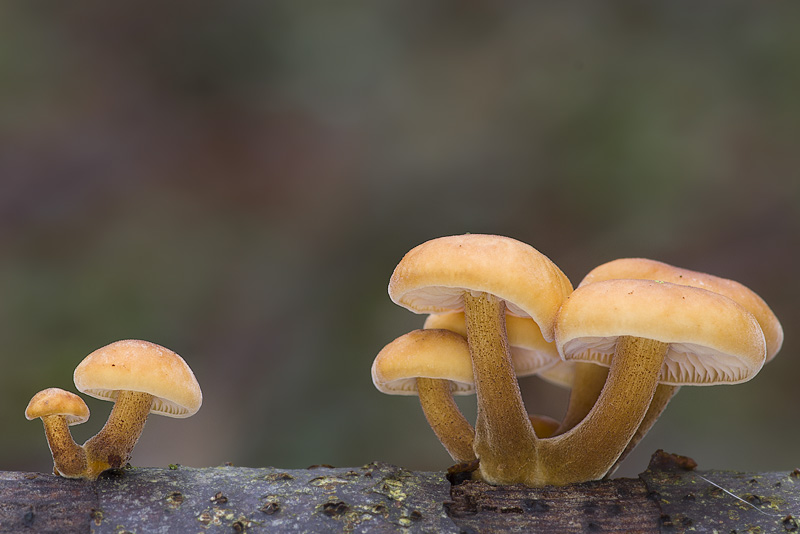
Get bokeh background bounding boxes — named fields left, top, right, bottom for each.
left=2, top=2, right=798, bottom=479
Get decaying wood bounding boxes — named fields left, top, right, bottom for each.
left=0, top=451, right=798, bottom=533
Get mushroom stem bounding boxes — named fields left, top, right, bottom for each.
left=82, top=390, right=154, bottom=479
left=416, top=377, right=476, bottom=463
left=464, top=291, right=537, bottom=484
left=537, top=336, right=667, bottom=485
left=40, top=416, right=88, bottom=478
left=605, top=383, right=680, bottom=477
left=554, top=362, right=609, bottom=435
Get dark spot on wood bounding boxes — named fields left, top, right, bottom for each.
left=410, top=510, right=422, bottom=520
left=522, top=498, right=550, bottom=513
left=744, top=493, right=764, bottom=506
left=232, top=520, right=246, bottom=532
left=307, top=464, right=335, bottom=469
left=322, top=500, right=349, bottom=517
left=682, top=492, right=696, bottom=501
left=264, top=472, right=294, bottom=482
left=783, top=515, right=799, bottom=532
left=166, top=491, right=184, bottom=507
left=22, top=507, right=34, bottom=527
left=646, top=490, right=662, bottom=502
left=790, top=469, right=800, bottom=478
left=608, top=503, right=623, bottom=516
left=499, top=507, right=523, bottom=514
left=659, top=513, right=673, bottom=526
left=446, top=460, right=479, bottom=486
left=210, top=491, right=228, bottom=505
left=260, top=501, right=280, bottom=515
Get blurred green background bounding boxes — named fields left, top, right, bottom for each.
left=2, top=2, right=798, bottom=479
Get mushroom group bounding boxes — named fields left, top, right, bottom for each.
left=26, top=339, right=202, bottom=480
left=372, top=234, right=783, bottom=486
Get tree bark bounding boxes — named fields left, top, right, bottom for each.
left=1, top=451, right=798, bottom=533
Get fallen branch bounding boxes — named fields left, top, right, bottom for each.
left=1, top=451, right=798, bottom=533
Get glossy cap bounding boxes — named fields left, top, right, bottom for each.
left=74, top=340, right=202, bottom=418
left=579, top=258, right=783, bottom=360
left=555, top=279, right=767, bottom=385
left=25, top=388, right=90, bottom=425
left=372, top=329, right=475, bottom=395
left=388, top=234, right=572, bottom=341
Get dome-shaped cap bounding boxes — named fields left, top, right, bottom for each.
left=555, top=279, right=766, bottom=386
left=25, top=388, right=90, bottom=425
left=424, top=311, right=560, bottom=377
left=389, top=234, right=572, bottom=342
left=579, top=258, right=783, bottom=361
left=372, top=329, right=475, bottom=396
left=74, top=340, right=202, bottom=418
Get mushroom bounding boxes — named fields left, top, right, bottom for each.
left=536, top=278, right=766, bottom=485
left=389, top=234, right=572, bottom=484
left=25, top=388, right=90, bottom=478
left=74, top=339, right=202, bottom=479
left=576, top=258, right=783, bottom=474
left=371, top=329, right=476, bottom=463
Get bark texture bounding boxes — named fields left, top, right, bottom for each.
left=1, top=451, right=798, bottom=533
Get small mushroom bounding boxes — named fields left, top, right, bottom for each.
left=25, top=388, right=90, bottom=478
left=576, top=258, right=783, bottom=474
left=74, top=340, right=202, bottom=479
left=372, top=329, right=476, bottom=463
left=536, top=279, right=766, bottom=485
left=389, top=234, right=572, bottom=484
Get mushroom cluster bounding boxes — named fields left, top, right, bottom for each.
left=25, top=339, right=202, bottom=480
left=372, top=234, right=783, bottom=486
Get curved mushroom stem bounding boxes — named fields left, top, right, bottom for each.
left=554, top=362, right=609, bottom=435
left=535, top=336, right=668, bottom=485
left=605, top=384, right=680, bottom=478
left=82, top=391, right=154, bottom=480
left=464, top=292, right=537, bottom=484
left=39, top=416, right=88, bottom=478
left=416, top=377, right=476, bottom=463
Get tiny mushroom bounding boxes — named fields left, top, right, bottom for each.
left=536, top=279, right=766, bottom=485
left=25, top=388, right=90, bottom=478
left=74, top=339, right=202, bottom=479
left=389, top=234, right=572, bottom=484
left=372, top=329, right=476, bottom=463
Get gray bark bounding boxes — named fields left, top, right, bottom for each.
left=1, top=451, right=798, bottom=533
